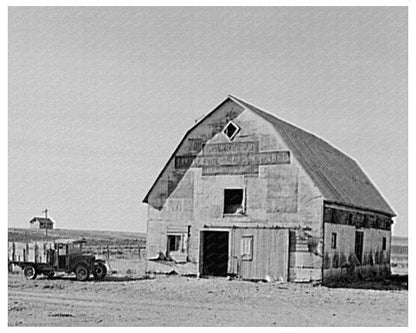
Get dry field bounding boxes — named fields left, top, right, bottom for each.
left=391, top=236, right=408, bottom=276
left=8, top=261, right=407, bottom=327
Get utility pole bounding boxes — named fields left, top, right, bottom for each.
left=42, top=209, right=49, bottom=238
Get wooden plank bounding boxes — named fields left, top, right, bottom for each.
left=230, top=228, right=289, bottom=281
left=8, top=241, right=54, bottom=264
left=275, top=229, right=289, bottom=281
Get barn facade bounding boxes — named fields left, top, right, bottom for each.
left=143, top=96, right=395, bottom=282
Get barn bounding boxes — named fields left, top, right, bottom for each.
left=143, top=95, right=395, bottom=283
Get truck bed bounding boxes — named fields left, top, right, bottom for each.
left=8, top=241, right=54, bottom=264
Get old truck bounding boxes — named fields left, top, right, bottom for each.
left=8, top=239, right=108, bottom=281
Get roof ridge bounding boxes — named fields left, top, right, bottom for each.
left=233, top=97, right=367, bottom=166
left=31, top=216, right=54, bottom=220
left=229, top=94, right=395, bottom=216
left=229, top=94, right=353, bottom=158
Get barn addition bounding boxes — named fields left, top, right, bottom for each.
left=143, top=95, right=395, bottom=282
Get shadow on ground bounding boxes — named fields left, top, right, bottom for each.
left=324, top=274, right=408, bottom=291
left=100, top=274, right=154, bottom=282
left=39, top=274, right=153, bottom=283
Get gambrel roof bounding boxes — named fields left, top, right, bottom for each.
left=144, top=95, right=395, bottom=217
left=229, top=95, right=395, bottom=217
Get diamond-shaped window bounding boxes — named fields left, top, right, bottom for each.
left=223, top=121, right=240, bottom=140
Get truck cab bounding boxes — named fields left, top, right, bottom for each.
left=50, top=239, right=106, bottom=281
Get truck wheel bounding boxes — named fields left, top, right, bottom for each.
left=75, top=264, right=90, bottom=281
left=23, top=265, right=37, bottom=280
left=93, top=262, right=107, bottom=280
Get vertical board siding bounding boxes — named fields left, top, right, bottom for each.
left=323, top=222, right=391, bottom=281
left=230, top=228, right=288, bottom=281
left=8, top=241, right=54, bottom=264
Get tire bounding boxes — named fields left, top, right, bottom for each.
left=23, top=265, right=37, bottom=280
left=93, top=262, right=107, bottom=280
left=75, top=264, right=90, bottom=281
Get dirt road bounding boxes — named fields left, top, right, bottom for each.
left=8, top=273, right=407, bottom=326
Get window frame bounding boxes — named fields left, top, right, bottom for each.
left=166, top=234, right=184, bottom=253
left=223, top=188, right=246, bottom=215
left=240, top=235, right=253, bottom=261
left=222, top=121, right=240, bottom=141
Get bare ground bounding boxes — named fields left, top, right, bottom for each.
left=8, top=271, right=407, bottom=327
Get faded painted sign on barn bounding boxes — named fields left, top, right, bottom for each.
left=175, top=141, right=290, bottom=175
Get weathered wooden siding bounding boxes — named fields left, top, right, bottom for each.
left=322, top=204, right=392, bottom=282
left=8, top=241, right=54, bottom=264
left=145, top=100, right=324, bottom=281
left=228, top=228, right=289, bottom=281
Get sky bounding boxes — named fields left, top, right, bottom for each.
left=8, top=6, right=407, bottom=236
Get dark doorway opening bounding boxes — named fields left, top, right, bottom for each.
left=57, top=244, right=67, bottom=269
left=355, top=231, right=364, bottom=264
left=201, top=231, right=229, bottom=276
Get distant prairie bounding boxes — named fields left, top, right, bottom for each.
left=8, top=227, right=146, bottom=246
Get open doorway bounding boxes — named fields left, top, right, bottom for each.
left=201, top=231, right=229, bottom=276
left=355, top=231, right=364, bottom=264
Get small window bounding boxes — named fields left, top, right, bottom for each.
left=223, top=121, right=240, bottom=140
left=241, top=236, right=253, bottom=260
left=331, top=233, right=337, bottom=249
left=224, top=189, right=244, bottom=214
left=167, top=235, right=182, bottom=252
left=382, top=237, right=387, bottom=251
left=71, top=242, right=83, bottom=253
left=58, top=244, right=67, bottom=255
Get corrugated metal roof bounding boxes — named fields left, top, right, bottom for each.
left=230, top=95, right=396, bottom=216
